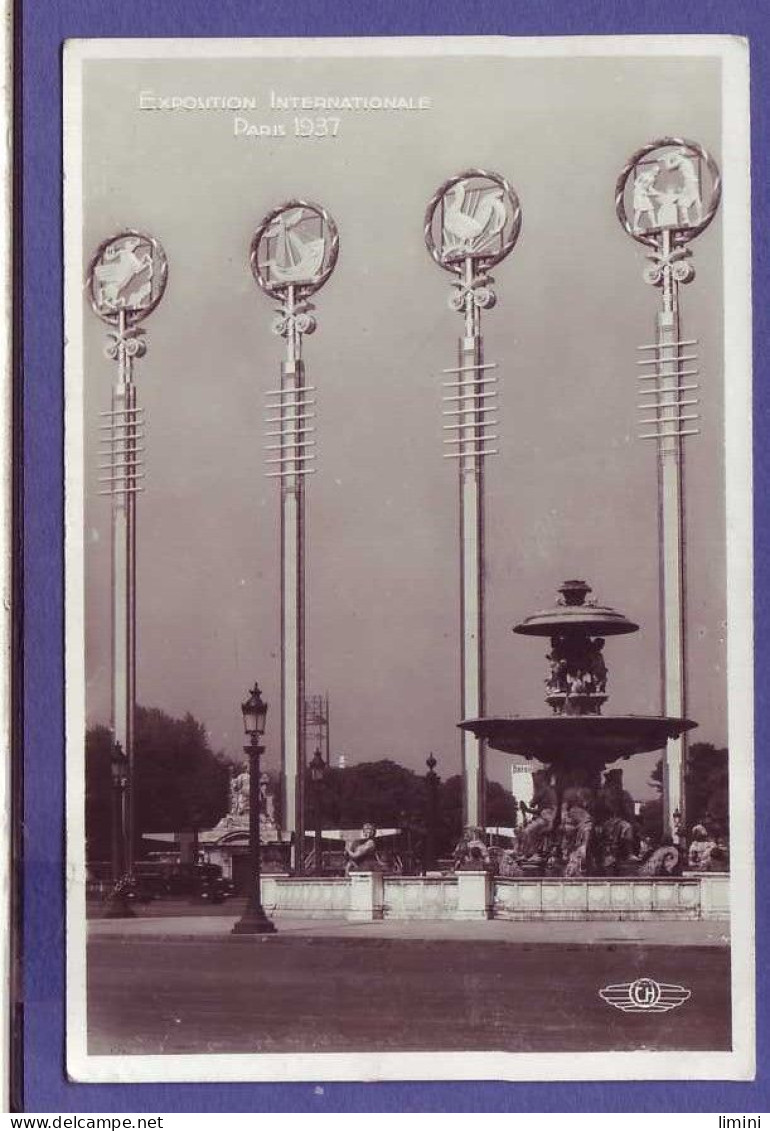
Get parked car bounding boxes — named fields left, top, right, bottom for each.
left=196, top=864, right=232, bottom=903
left=163, top=862, right=231, bottom=902
left=129, top=861, right=170, bottom=902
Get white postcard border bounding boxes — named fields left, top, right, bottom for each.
left=63, top=33, right=754, bottom=1085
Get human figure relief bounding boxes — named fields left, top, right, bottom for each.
left=442, top=181, right=507, bottom=256
left=632, top=166, right=660, bottom=232
left=663, top=150, right=703, bottom=226
left=453, top=826, right=492, bottom=871
left=516, top=771, right=558, bottom=860
left=588, top=638, right=608, bottom=694
left=558, top=784, right=594, bottom=876
left=546, top=635, right=570, bottom=702
left=546, top=654, right=569, bottom=695
left=639, top=841, right=680, bottom=876
left=594, top=769, right=637, bottom=873
left=568, top=672, right=586, bottom=696
left=230, top=766, right=250, bottom=817
left=344, top=823, right=381, bottom=873
left=687, top=825, right=716, bottom=871
left=498, top=849, right=523, bottom=877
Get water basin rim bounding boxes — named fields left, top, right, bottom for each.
left=513, top=611, right=640, bottom=636
left=459, top=714, right=697, bottom=727
left=457, top=714, right=698, bottom=760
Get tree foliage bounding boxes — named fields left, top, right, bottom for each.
left=303, top=759, right=517, bottom=858
left=85, top=705, right=231, bottom=862
left=648, top=758, right=663, bottom=794
left=304, top=759, right=426, bottom=831
left=637, top=797, right=663, bottom=844
left=85, top=723, right=115, bottom=862
left=639, top=743, right=729, bottom=840
left=685, top=742, right=729, bottom=836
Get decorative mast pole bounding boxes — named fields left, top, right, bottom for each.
left=616, top=138, right=721, bottom=837
left=250, top=201, right=339, bottom=872
left=424, top=170, right=522, bottom=831
left=88, top=231, right=168, bottom=874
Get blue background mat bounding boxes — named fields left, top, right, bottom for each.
left=19, top=0, right=769, bottom=1112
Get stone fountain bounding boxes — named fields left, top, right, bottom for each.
left=460, top=579, right=696, bottom=876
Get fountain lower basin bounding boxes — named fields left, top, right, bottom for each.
left=460, top=713, right=696, bottom=768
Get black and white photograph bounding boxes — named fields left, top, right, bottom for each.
left=63, top=36, right=753, bottom=1083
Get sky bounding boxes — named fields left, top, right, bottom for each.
left=76, top=44, right=726, bottom=800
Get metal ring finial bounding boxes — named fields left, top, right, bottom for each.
left=615, top=137, right=721, bottom=249
left=250, top=200, right=339, bottom=299
left=424, top=168, right=522, bottom=275
left=87, top=230, right=169, bottom=326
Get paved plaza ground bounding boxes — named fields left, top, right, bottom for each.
left=86, top=899, right=731, bottom=1057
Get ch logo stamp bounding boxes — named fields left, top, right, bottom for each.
left=599, top=977, right=691, bottom=1012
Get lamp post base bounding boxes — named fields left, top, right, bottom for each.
left=231, top=904, right=277, bottom=935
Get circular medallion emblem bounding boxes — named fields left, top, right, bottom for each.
left=424, top=169, right=522, bottom=273
left=629, top=978, right=662, bottom=1009
left=615, top=137, right=721, bottom=248
left=87, top=231, right=168, bottom=324
left=251, top=201, right=339, bottom=297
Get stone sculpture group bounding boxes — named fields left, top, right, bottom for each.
left=546, top=634, right=608, bottom=711
left=450, top=765, right=705, bottom=879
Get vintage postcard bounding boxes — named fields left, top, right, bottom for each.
left=63, top=36, right=753, bottom=1083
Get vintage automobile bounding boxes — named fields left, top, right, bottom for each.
left=163, top=862, right=232, bottom=902
left=121, top=861, right=232, bottom=903
left=128, top=861, right=169, bottom=902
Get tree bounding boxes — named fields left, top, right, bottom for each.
left=438, top=776, right=517, bottom=853
left=637, top=797, right=663, bottom=844
left=649, top=758, right=663, bottom=793
left=85, top=705, right=231, bottom=862
left=303, top=760, right=517, bottom=860
left=306, top=759, right=427, bottom=830
left=635, top=745, right=729, bottom=841
left=685, top=742, right=729, bottom=837
left=85, top=724, right=114, bottom=862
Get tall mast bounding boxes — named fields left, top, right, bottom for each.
left=616, top=137, right=721, bottom=837
left=251, top=202, right=339, bottom=871
left=424, top=170, right=521, bottom=831
left=89, top=230, right=168, bottom=874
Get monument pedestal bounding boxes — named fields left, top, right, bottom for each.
left=347, top=871, right=385, bottom=921
left=454, top=870, right=492, bottom=920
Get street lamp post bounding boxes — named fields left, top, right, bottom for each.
left=424, top=753, right=439, bottom=873
left=309, top=747, right=326, bottom=874
left=396, top=809, right=412, bottom=872
left=103, top=740, right=134, bottom=919
left=110, top=741, right=128, bottom=883
left=232, top=683, right=277, bottom=935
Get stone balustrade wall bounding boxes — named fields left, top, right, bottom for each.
left=493, top=877, right=707, bottom=920
left=259, top=872, right=729, bottom=922
left=261, top=874, right=349, bottom=918
left=383, top=876, right=458, bottom=919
